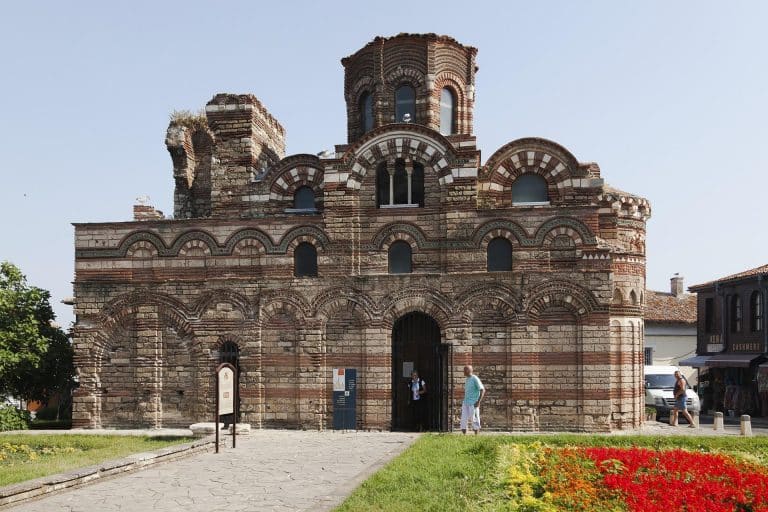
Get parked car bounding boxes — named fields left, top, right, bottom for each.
left=644, top=365, right=700, bottom=418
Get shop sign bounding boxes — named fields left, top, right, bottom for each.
left=731, top=342, right=763, bottom=352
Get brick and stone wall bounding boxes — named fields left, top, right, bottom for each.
left=72, top=33, right=650, bottom=432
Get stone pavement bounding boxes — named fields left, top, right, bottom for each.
left=6, top=431, right=419, bottom=512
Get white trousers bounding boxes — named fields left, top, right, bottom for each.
left=460, top=402, right=481, bottom=431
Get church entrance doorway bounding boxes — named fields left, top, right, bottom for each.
left=392, top=312, right=452, bottom=431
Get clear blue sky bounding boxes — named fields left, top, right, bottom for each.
left=1, top=1, right=766, bottom=326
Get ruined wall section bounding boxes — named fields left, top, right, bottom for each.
left=166, top=118, right=214, bottom=219
left=205, top=94, right=285, bottom=218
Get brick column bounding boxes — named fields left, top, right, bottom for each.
left=135, top=305, right=162, bottom=428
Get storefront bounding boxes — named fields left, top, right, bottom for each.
left=691, top=353, right=766, bottom=416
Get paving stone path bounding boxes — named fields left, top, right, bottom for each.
left=7, top=431, right=419, bottom=512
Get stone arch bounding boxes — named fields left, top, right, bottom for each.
left=115, top=231, right=168, bottom=257
left=479, top=138, right=585, bottom=207
left=258, top=291, right=312, bottom=325
left=371, top=222, right=430, bottom=250
left=312, top=288, right=376, bottom=323
left=341, top=127, right=458, bottom=189
left=384, top=66, right=426, bottom=89
left=379, top=288, right=452, bottom=331
left=178, top=239, right=212, bottom=258
left=526, top=280, right=600, bottom=320
left=276, top=226, right=329, bottom=253
left=169, top=230, right=219, bottom=256
left=348, top=75, right=376, bottom=103
left=532, top=217, right=597, bottom=247
left=612, top=288, right=625, bottom=305
left=223, top=228, right=275, bottom=255
left=125, top=240, right=159, bottom=258
left=193, top=289, right=254, bottom=321
left=267, top=155, right=325, bottom=205
left=454, top=283, right=523, bottom=324
left=231, top=237, right=267, bottom=257
left=629, top=289, right=639, bottom=306
left=95, top=291, right=193, bottom=357
left=482, top=137, right=582, bottom=182
left=472, top=219, right=528, bottom=247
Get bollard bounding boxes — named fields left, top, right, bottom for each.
left=713, top=411, right=724, bottom=431
left=741, top=415, right=753, bottom=437
left=692, top=410, right=700, bottom=428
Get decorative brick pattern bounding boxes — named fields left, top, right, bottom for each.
left=72, top=33, right=650, bottom=433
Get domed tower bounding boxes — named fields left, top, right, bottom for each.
left=342, top=33, right=478, bottom=143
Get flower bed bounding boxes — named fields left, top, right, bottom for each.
left=501, top=443, right=768, bottom=511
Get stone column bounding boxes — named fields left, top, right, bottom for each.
left=135, top=304, right=162, bottom=428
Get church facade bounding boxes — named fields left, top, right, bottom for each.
left=72, top=34, right=650, bottom=432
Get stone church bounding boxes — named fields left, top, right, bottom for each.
left=72, top=33, right=650, bottom=432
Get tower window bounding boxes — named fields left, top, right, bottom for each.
left=360, top=92, right=373, bottom=134
left=388, top=241, right=412, bottom=274
left=376, top=159, right=424, bottom=208
left=439, top=87, right=457, bottom=135
left=486, top=237, right=512, bottom=272
left=395, top=85, right=416, bottom=123
left=512, top=173, right=549, bottom=203
left=294, top=186, right=315, bottom=210
left=294, top=242, right=318, bottom=277
left=751, top=291, right=763, bottom=332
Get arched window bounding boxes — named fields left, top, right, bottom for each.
left=294, top=242, right=317, bottom=277
left=294, top=186, right=315, bottom=210
left=751, top=291, right=763, bottom=332
left=388, top=241, right=412, bottom=274
left=512, top=174, right=549, bottom=203
left=486, top=237, right=512, bottom=272
left=439, top=87, right=456, bottom=135
left=359, top=92, right=373, bottom=134
left=629, top=290, right=638, bottom=305
left=377, top=159, right=424, bottom=208
left=731, top=294, right=742, bottom=333
left=395, top=85, right=415, bottom=123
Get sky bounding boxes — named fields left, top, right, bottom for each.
left=1, top=1, right=766, bottom=327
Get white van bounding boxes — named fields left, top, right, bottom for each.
left=644, top=365, right=700, bottom=418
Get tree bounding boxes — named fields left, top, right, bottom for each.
left=0, top=262, right=74, bottom=403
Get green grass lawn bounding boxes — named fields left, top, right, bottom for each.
left=0, top=434, right=194, bottom=487
left=334, top=434, right=768, bottom=512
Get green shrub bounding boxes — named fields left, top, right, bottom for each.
left=0, top=405, right=30, bottom=431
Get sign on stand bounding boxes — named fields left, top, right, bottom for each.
left=215, top=363, right=239, bottom=453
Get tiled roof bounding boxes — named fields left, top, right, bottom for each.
left=644, top=290, right=697, bottom=325
left=689, top=264, right=768, bottom=291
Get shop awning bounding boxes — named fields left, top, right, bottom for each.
left=705, top=353, right=765, bottom=368
left=678, top=355, right=713, bottom=368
